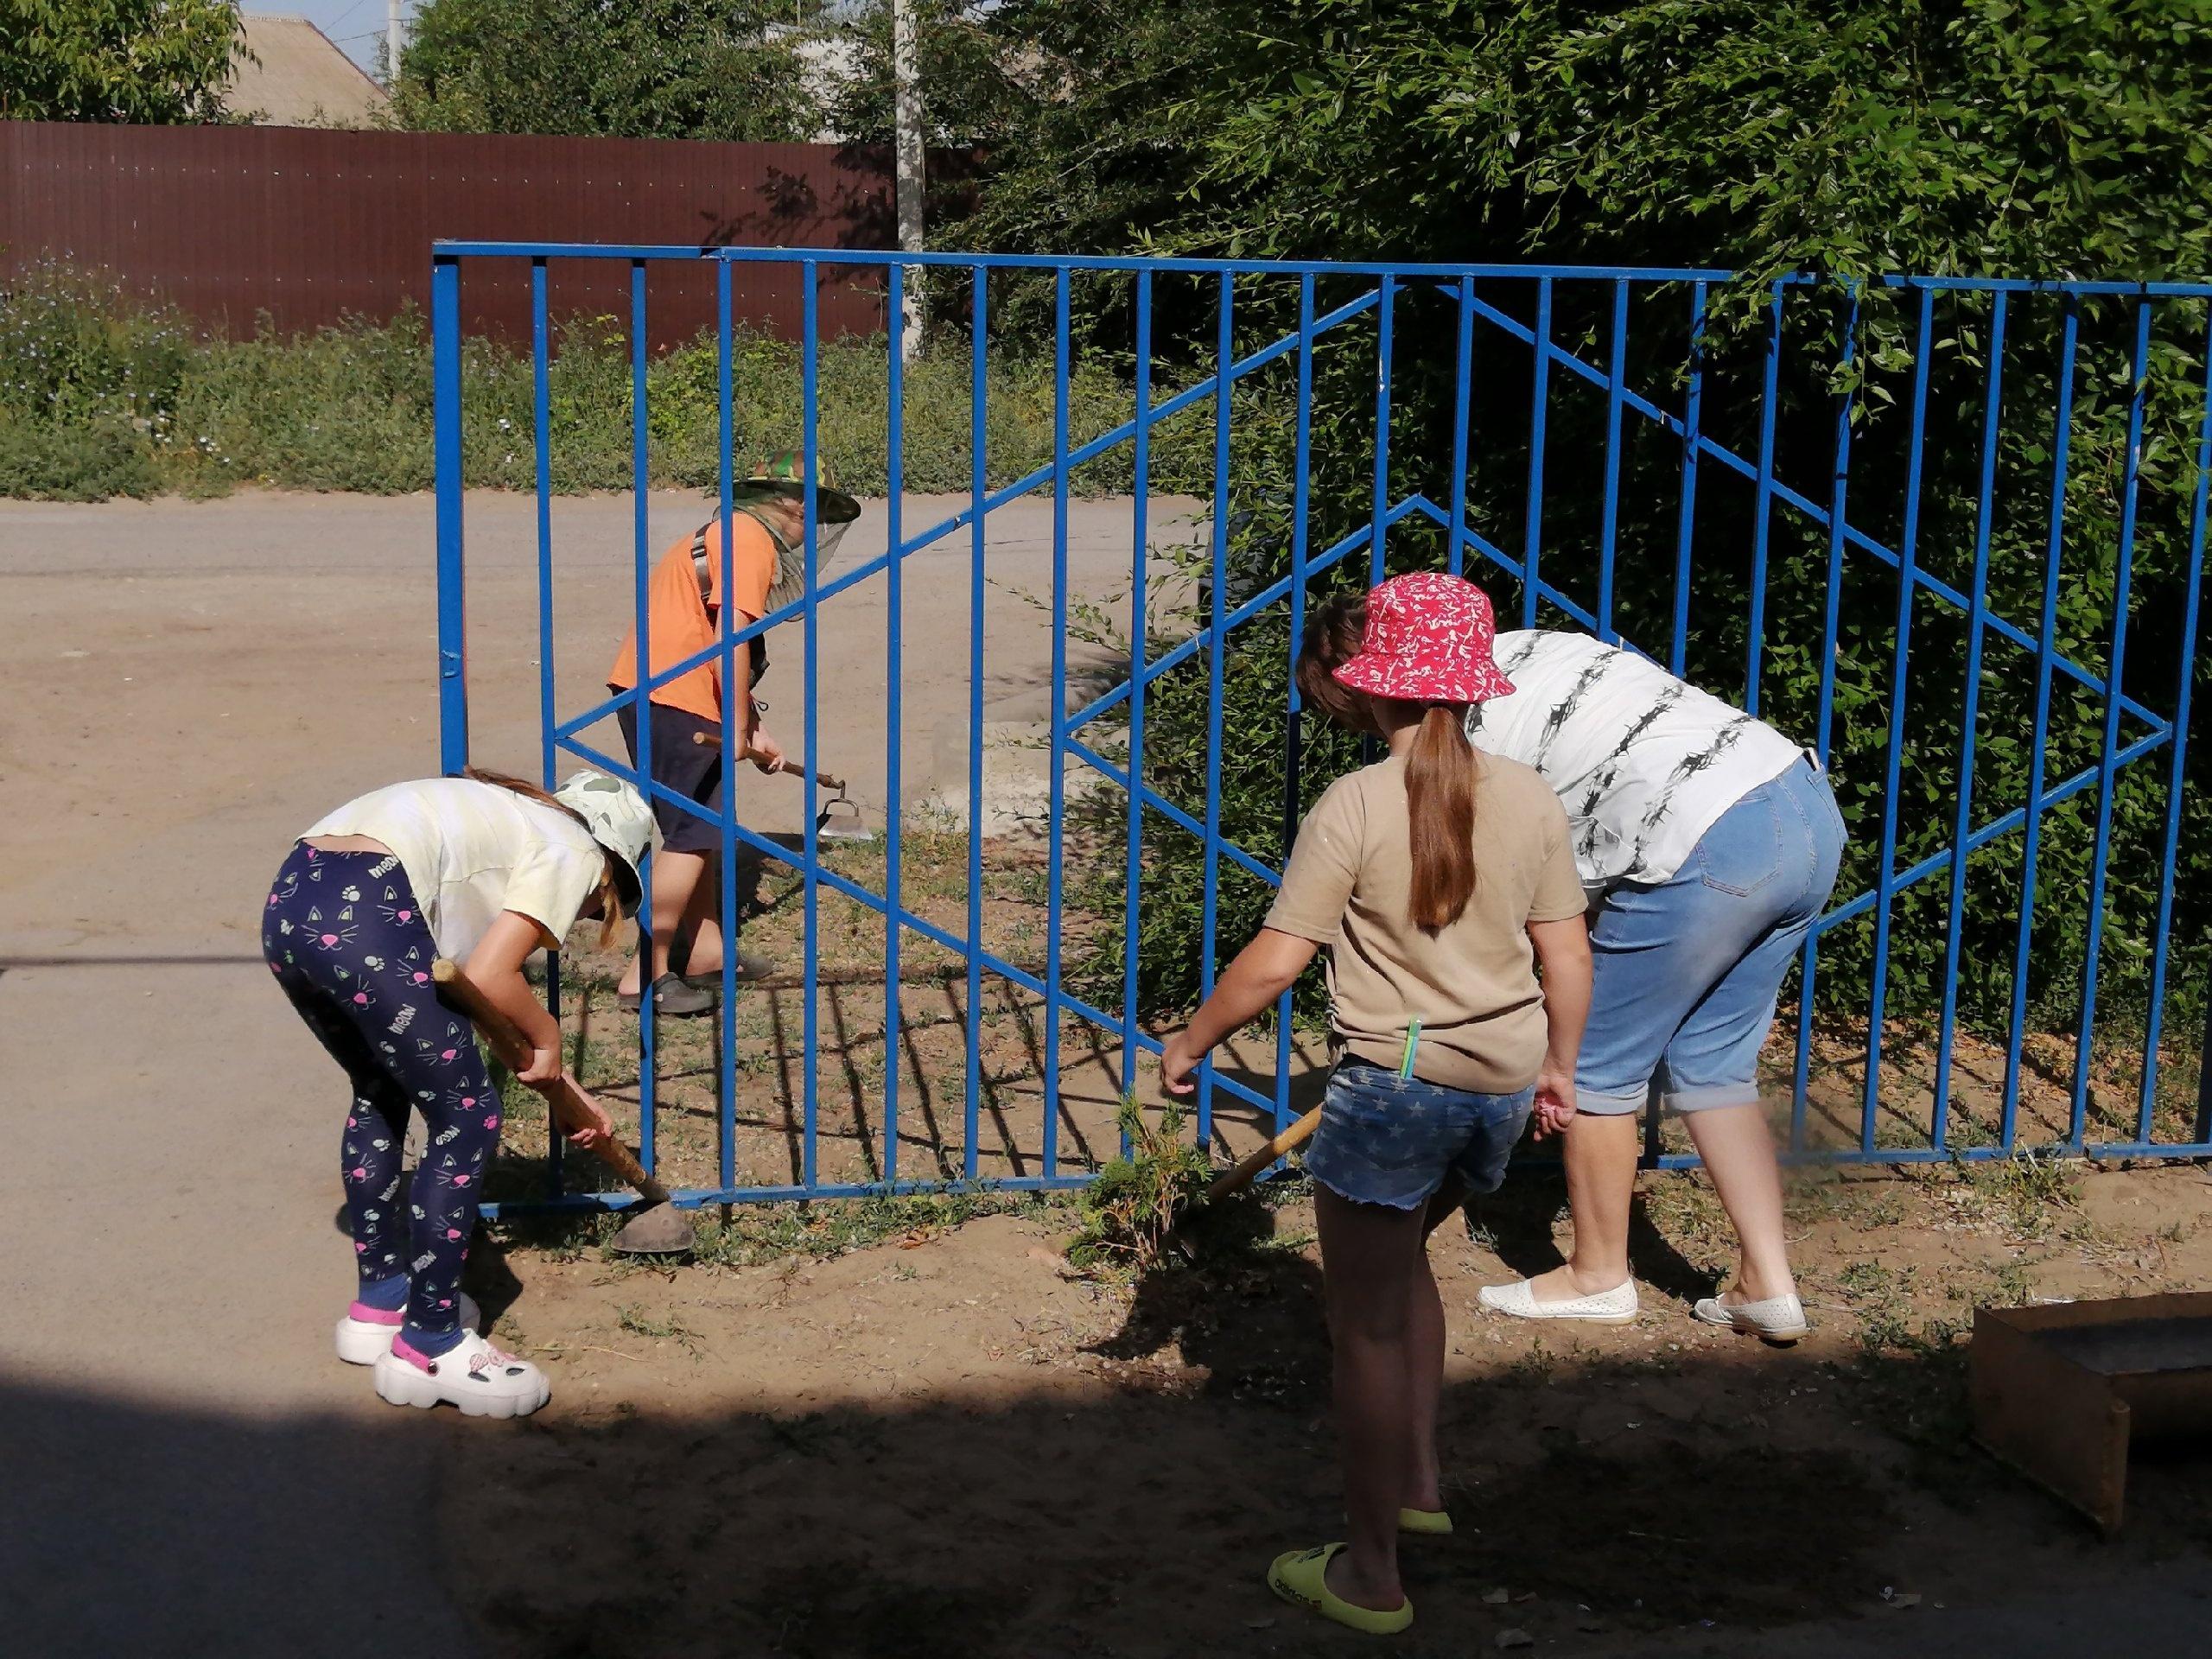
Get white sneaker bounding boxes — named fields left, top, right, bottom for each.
left=373, top=1330, right=550, bottom=1418
left=334, top=1292, right=482, bottom=1365
left=1693, top=1291, right=1808, bottom=1344
left=1478, top=1276, right=1639, bottom=1325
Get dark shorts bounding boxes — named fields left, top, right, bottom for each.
left=616, top=702, right=724, bottom=854
left=1303, top=1058, right=1536, bottom=1210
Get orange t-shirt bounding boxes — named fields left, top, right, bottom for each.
left=606, top=515, right=777, bottom=724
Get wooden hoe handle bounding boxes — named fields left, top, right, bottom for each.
left=1206, top=1103, right=1325, bottom=1203
left=431, top=958, right=672, bottom=1206
left=686, top=731, right=846, bottom=792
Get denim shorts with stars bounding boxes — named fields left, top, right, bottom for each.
left=1302, top=1058, right=1535, bottom=1211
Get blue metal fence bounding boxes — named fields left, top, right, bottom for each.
left=431, top=244, right=2212, bottom=1216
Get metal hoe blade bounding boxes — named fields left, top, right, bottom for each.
left=610, top=1200, right=695, bottom=1255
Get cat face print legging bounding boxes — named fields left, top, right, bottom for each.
left=262, top=841, right=502, bottom=1342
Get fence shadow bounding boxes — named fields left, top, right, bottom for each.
left=10, top=1331, right=2211, bottom=1658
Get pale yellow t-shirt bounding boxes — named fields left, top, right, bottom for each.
left=303, top=778, right=607, bottom=962
left=1264, top=752, right=1586, bottom=1094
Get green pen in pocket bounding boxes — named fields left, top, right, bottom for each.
left=1399, top=1018, right=1421, bottom=1079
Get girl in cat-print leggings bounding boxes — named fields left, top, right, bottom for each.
left=264, top=848, right=503, bottom=1351
left=264, top=767, right=652, bottom=1419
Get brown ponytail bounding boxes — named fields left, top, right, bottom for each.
left=1296, top=594, right=1374, bottom=733
left=461, top=766, right=628, bottom=947
left=1406, top=703, right=1479, bottom=932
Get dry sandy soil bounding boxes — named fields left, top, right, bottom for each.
left=5, top=490, right=2211, bottom=1657
left=448, top=1159, right=2212, bottom=1659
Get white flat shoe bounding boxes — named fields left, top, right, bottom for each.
left=335, top=1292, right=482, bottom=1365
left=1478, top=1276, right=1638, bottom=1324
left=1693, top=1292, right=1808, bottom=1344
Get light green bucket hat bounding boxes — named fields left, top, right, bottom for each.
left=731, top=448, right=862, bottom=525
left=555, top=769, right=654, bottom=912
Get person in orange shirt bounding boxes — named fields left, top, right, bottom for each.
left=607, top=452, right=861, bottom=1015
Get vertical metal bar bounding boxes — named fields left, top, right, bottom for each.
left=1448, top=273, right=1475, bottom=577
left=531, top=257, right=563, bottom=1198
left=2070, top=300, right=2155, bottom=1146
left=1522, top=277, right=1553, bottom=626
left=533, top=261, right=556, bottom=790
left=1860, top=285, right=1937, bottom=1151
left=1745, top=281, right=1784, bottom=713
left=1931, top=292, right=2010, bottom=1150
left=2000, top=298, right=2082, bottom=1147
left=1597, top=277, right=1629, bottom=643
left=1198, top=270, right=1234, bottom=1147
left=2144, top=309, right=2212, bottom=1141
left=1791, top=281, right=1859, bottom=1153
left=1121, top=272, right=1153, bottom=1108
left=432, top=255, right=467, bottom=774
left=1370, top=274, right=1393, bottom=583
left=715, top=259, right=738, bottom=1197
left=629, top=259, right=657, bottom=1177
left=1044, top=268, right=1071, bottom=1178
left=964, top=270, right=986, bottom=1183
left=1276, top=273, right=1317, bottom=1136
left=883, top=265, right=906, bottom=1185
left=801, top=263, right=822, bottom=1191
left=1669, top=282, right=1707, bottom=676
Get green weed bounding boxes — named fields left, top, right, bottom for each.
left=1064, top=1097, right=1212, bottom=1277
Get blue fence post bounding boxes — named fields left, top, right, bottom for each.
left=2001, top=298, right=2082, bottom=1147
left=1044, top=266, right=1071, bottom=1178
left=1198, top=270, right=1235, bottom=1147
left=2070, top=299, right=2156, bottom=1146
left=1597, top=277, right=1629, bottom=643
left=1930, top=291, right=2009, bottom=1148
left=1861, top=284, right=1937, bottom=1150
left=1669, top=281, right=1707, bottom=677
left=1522, top=277, right=1553, bottom=626
left=628, top=258, right=658, bottom=1177
left=884, top=264, right=907, bottom=1185
left=1370, top=275, right=1394, bottom=583
left=801, top=262, right=822, bottom=1190
left=1792, top=279, right=1860, bottom=1154
left=1448, top=273, right=1475, bottom=577
left=715, top=257, right=739, bottom=1198
left=2145, top=309, right=2212, bottom=1144
left=1122, top=270, right=1154, bottom=1116
left=433, top=255, right=468, bottom=774
left=964, top=268, right=988, bottom=1185
left=1274, top=272, right=1319, bottom=1141
left=1745, top=281, right=1784, bottom=712
left=530, top=255, right=563, bottom=1197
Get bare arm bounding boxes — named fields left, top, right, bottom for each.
left=1160, top=928, right=1320, bottom=1095
left=1527, top=913, right=1592, bottom=1136
left=462, top=911, right=563, bottom=1086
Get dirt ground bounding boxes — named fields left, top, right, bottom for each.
left=6, top=490, right=2212, bottom=1656
left=448, top=1158, right=2212, bottom=1658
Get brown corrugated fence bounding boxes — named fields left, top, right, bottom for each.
left=0, top=122, right=906, bottom=346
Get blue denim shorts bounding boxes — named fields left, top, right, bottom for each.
left=1302, top=1058, right=1536, bottom=1210
left=1579, top=756, right=1847, bottom=1116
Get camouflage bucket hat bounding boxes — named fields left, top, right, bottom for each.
left=731, top=449, right=862, bottom=525
left=553, top=769, right=653, bottom=913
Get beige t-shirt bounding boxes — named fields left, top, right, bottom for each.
left=1264, top=752, right=1586, bottom=1094
left=303, top=778, right=607, bottom=963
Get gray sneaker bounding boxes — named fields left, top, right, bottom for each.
left=618, top=974, right=716, bottom=1017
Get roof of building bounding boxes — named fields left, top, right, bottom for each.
left=227, top=16, right=391, bottom=129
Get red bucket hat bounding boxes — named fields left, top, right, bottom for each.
left=1332, top=572, right=1517, bottom=704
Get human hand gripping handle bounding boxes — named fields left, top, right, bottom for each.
left=1526, top=913, right=1592, bottom=1142
left=430, top=958, right=673, bottom=1206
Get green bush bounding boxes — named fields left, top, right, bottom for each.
left=0, top=265, right=1220, bottom=501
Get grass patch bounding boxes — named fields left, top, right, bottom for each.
left=1064, top=1098, right=1212, bottom=1278
left=0, top=259, right=1221, bottom=500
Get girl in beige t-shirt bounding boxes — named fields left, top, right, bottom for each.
left=1160, top=573, right=1592, bottom=1637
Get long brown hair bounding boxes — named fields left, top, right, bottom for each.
left=1296, top=594, right=1482, bottom=933
left=461, top=766, right=628, bottom=947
